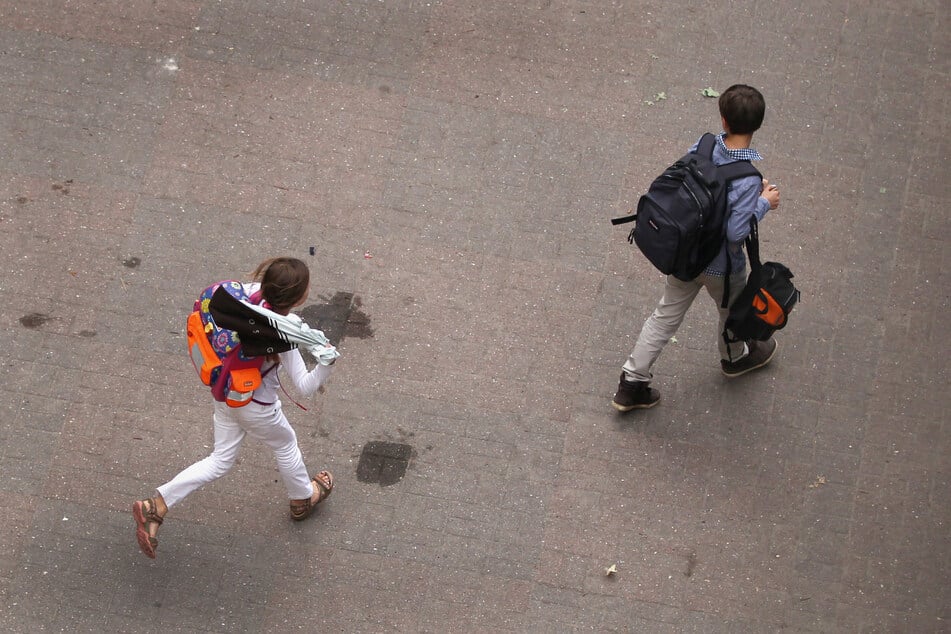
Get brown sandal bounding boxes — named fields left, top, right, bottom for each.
left=290, top=470, right=334, bottom=521
left=132, top=498, right=163, bottom=559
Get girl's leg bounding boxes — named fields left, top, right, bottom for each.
left=134, top=404, right=245, bottom=557
left=235, top=403, right=314, bottom=500
left=156, top=403, right=246, bottom=508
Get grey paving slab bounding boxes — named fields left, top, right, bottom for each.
left=1, top=0, right=948, bottom=632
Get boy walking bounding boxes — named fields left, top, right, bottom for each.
left=613, top=84, right=781, bottom=411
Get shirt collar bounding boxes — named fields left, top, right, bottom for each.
left=716, top=132, right=763, bottom=161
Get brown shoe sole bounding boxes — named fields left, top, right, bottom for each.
left=721, top=340, right=779, bottom=378
left=611, top=398, right=660, bottom=412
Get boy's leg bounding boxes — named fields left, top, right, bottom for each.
left=703, top=271, right=748, bottom=361
left=622, top=275, right=703, bottom=382
left=704, top=272, right=778, bottom=376
left=157, top=404, right=246, bottom=508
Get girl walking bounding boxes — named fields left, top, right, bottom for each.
left=132, top=257, right=336, bottom=559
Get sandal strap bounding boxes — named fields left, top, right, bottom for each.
left=289, top=472, right=333, bottom=520
left=143, top=498, right=164, bottom=525
left=289, top=501, right=311, bottom=519
left=312, top=474, right=331, bottom=495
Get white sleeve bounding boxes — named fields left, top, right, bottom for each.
left=278, top=348, right=334, bottom=396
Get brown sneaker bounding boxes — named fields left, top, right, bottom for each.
left=721, top=339, right=778, bottom=378
left=611, top=373, right=660, bottom=411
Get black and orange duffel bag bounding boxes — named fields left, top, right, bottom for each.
left=723, top=217, right=800, bottom=348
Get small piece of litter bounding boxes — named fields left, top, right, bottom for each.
left=808, top=475, right=827, bottom=489
left=670, top=336, right=678, bottom=343
left=364, top=251, right=373, bottom=259
left=309, top=246, right=316, bottom=256
left=701, top=87, right=720, bottom=98
left=644, top=100, right=654, bottom=106
left=605, top=564, right=618, bottom=576
left=879, top=187, right=887, bottom=194
left=654, top=92, right=667, bottom=101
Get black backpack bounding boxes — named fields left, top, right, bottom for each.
left=723, top=216, right=800, bottom=348
left=612, top=133, right=761, bottom=281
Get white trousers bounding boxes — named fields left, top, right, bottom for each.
left=622, top=271, right=748, bottom=382
left=157, top=401, right=314, bottom=507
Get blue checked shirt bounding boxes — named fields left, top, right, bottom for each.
left=688, top=133, right=771, bottom=276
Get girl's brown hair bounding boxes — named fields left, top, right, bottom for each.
left=252, top=257, right=310, bottom=313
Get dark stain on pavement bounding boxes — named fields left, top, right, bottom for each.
left=20, top=313, right=53, bottom=328
left=356, top=441, right=413, bottom=486
left=298, top=292, right=373, bottom=346
left=51, top=179, right=73, bottom=195
left=685, top=551, right=697, bottom=577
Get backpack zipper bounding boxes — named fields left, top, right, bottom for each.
left=660, top=168, right=712, bottom=225
left=685, top=183, right=704, bottom=224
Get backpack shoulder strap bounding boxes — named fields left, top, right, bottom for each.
left=695, top=132, right=717, bottom=158
left=718, top=160, right=761, bottom=183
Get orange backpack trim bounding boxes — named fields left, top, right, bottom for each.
left=187, top=310, right=221, bottom=386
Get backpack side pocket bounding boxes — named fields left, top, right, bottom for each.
left=186, top=311, right=221, bottom=386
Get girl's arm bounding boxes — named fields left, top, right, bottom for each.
left=278, top=348, right=334, bottom=397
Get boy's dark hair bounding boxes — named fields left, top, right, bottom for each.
left=718, top=84, right=765, bottom=135
left=252, top=257, right=310, bottom=312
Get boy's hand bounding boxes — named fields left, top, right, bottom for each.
left=761, top=178, right=780, bottom=209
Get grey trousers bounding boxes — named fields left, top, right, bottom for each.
left=622, top=271, right=748, bottom=382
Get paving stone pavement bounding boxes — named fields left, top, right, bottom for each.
left=0, top=1, right=948, bottom=632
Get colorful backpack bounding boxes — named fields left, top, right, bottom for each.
left=186, top=281, right=292, bottom=407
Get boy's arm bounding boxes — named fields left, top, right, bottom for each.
left=725, top=176, right=775, bottom=243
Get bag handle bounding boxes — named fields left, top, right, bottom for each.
left=745, top=216, right=763, bottom=274
left=723, top=216, right=762, bottom=310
